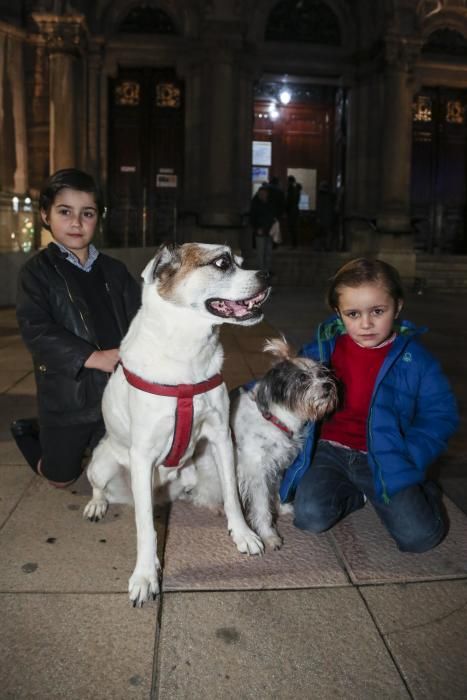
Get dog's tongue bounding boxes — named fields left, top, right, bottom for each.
left=211, top=300, right=250, bottom=317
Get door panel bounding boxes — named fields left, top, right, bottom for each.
left=411, top=88, right=467, bottom=253
left=107, top=68, right=184, bottom=247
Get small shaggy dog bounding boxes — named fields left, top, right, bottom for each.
left=179, top=338, right=338, bottom=549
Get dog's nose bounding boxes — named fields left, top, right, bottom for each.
left=256, top=270, right=269, bottom=285
left=323, top=381, right=334, bottom=392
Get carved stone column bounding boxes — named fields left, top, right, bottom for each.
left=376, top=36, right=421, bottom=281
left=199, top=43, right=241, bottom=228
left=8, top=36, right=29, bottom=194
left=32, top=13, right=87, bottom=173
left=87, top=43, right=104, bottom=178
left=176, top=55, right=203, bottom=216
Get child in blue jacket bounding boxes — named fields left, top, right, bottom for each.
left=281, top=257, right=459, bottom=552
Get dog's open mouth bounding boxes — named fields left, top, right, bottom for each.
left=206, top=288, right=270, bottom=319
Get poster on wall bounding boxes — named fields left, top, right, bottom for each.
left=287, top=168, right=317, bottom=210
left=252, top=166, right=269, bottom=182
left=252, top=141, right=272, bottom=166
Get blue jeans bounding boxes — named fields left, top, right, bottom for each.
left=293, top=440, right=447, bottom=553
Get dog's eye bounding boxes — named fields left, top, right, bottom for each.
left=213, top=254, right=232, bottom=271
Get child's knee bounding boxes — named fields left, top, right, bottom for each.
left=37, top=459, right=82, bottom=488
left=293, top=497, right=335, bottom=533
left=393, top=518, right=447, bottom=553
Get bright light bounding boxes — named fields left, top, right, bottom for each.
left=279, top=89, right=291, bottom=105
left=268, top=102, right=279, bottom=120
left=12, top=196, right=19, bottom=213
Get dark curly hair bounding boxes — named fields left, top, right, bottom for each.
left=39, top=169, right=104, bottom=231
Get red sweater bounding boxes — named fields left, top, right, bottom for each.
left=321, top=334, right=392, bottom=451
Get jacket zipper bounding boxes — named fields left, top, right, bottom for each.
left=367, top=403, right=390, bottom=504
left=366, top=338, right=412, bottom=506
left=104, top=279, right=126, bottom=339
left=54, top=264, right=102, bottom=350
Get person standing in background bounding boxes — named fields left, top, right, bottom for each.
left=249, top=185, right=276, bottom=279
left=286, top=175, right=301, bottom=248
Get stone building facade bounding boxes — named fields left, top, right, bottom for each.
left=1, top=0, right=467, bottom=277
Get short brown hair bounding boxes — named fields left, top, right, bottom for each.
left=327, top=258, right=404, bottom=310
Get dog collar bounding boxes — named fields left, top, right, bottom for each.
left=121, top=364, right=223, bottom=467
left=260, top=411, right=294, bottom=439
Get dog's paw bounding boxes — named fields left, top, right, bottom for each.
left=83, top=498, right=108, bottom=522
left=128, top=571, right=160, bottom=607
left=278, top=502, right=294, bottom=516
left=264, top=532, right=283, bottom=550
left=231, top=528, right=265, bottom=556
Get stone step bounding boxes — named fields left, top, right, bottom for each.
left=244, top=250, right=467, bottom=293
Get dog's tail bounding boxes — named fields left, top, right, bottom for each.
left=263, top=336, right=295, bottom=360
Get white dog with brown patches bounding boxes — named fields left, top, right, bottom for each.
left=83, top=243, right=270, bottom=606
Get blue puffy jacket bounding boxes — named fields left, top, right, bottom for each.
left=279, top=316, right=459, bottom=504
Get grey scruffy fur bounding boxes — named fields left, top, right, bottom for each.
left=181, top=338, right=338, bottom=550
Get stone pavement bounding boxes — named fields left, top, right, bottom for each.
left=0, top=287, right=466, bottom=700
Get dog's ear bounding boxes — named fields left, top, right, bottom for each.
left=141, top=243, right=181, bottom=284
left=263, top=336, right=295, bottom=360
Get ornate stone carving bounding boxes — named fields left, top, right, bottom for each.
left=32, top=13, right=87, bottom=54
left=156, top=82, right=181, bottom=108
left=384, top=35, right=421, bottom=73
left=115, top=81, right=140, bottom=106
left=412, top=95, right=432, bottom=122
left=446, top=99, right=465, bottom=124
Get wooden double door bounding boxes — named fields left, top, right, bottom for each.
left=411, top=87, right=467, bottom=253
left=106, top=67, right=184, bottom=247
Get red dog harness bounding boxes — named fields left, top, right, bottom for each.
left=121, top=365, right=223, bottom=467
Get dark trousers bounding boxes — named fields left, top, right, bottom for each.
left=293, top=440, right=447, bottom=553
left=39, top=421, right=105, bottom=485
left=287, top=211, right=299, bottom=247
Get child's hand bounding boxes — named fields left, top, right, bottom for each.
left=84, top=349, right=120, bottom=373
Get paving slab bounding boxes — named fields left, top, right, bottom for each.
left=222, top=350, right=254, bottom=378
left=162, top=501, right=349, bottom=590
left=0, top=369, right=31, bottom=393
left=224, top=372, right=254, bottom=391
left=243, top=351, right=275, bottom=376
left=0, top=477, right=167, bottom=593
left=155, top=589, right=410, bottom=699
left=0, top=340, right=33, bottom=370
left=361, top=580, right=467, bottom=700
left=0, top=592, right=158, bottom=699
left=330, top=499, right=467, bottom=584
left=5, top=372, right=36, bottom=395
left=0, top=394, right=38, bottom=434
left=0, top=437, right=32, bottom=465
left=0, top=465, right=34, bottom=528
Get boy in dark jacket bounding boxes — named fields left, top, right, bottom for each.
left=282, top=258, right=459, bottom=553
left=11, top=169, right=141, bottom=487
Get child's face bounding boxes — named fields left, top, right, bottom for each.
left=336, top=282, right=403, bottom=348
left=41, top=188, right=98, bottom=263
